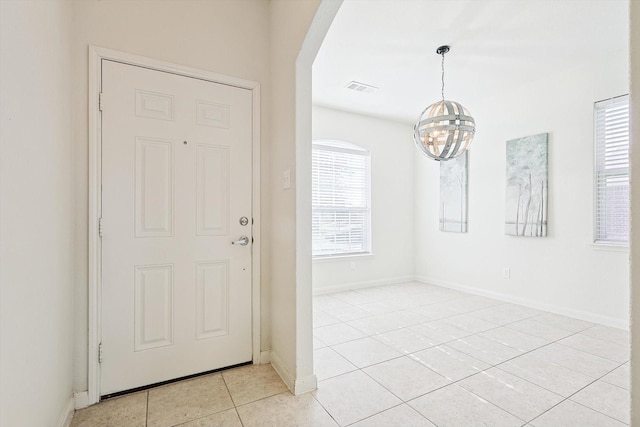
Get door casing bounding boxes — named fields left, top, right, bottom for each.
left=87, top=46, right=262, bottom=405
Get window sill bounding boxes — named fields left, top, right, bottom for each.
left=590, top=242, right=629, bottom=252
left=312, top=253, right=374, bottom=263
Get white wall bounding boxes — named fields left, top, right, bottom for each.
left=71, top=0, right=271, bottom=393
left=0, top=1, right=75, bottom=425
left=311, top=106, right=414, bottom=293
left=415, top=50, right=629, bottom=327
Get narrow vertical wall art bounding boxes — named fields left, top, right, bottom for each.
left=440, top=151, right=468, bottom=232
left=505, top=133, right=548, bottom=237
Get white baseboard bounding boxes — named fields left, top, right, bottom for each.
left=416, top=275, right=629, bottom=330
left=56, top=397, right=74, bottom=427
left=269, top=350, right=295, bottom=392
left=74, top=391, right=89, bottom=410
left=313, top=275, right=416, bottom=295
left=293, top=373, right=318, bottom=395
left=259, top=350, right=271, bottom=364
left=268, top=350, right=318, bottom=395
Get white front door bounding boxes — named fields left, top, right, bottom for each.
left=100, top=60, right=253, bottom=395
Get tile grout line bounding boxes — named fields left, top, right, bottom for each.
left=450, top=330, right=629, bottom=424
left=319, top=286, right=607, bottom=338
left=332, top=304, right=620, bottom=384
left=354, top=361, right=452, bottom=426
left=307, top=388, right=346, bottom=426
left=315, top=299, right=556, bottom=348
left=219, top=370, right=247, bottom=427
left=234, top=406, right=245, bottom=427
left=317, top=289, right=492, bottom=319
left=314, top=285, right=629, bottom=425
left=318, top=306, right=580, bottom=384
left=442, top=331, right=628, bottom=423
left=329, top=357, right=524, bottom=427
left=233, top=390, right=291, bottom=410
left=357, top=351, right=528, bottom=423
left=525, top=360, right=630, bottom=426
left=317, top=340, right=519, bottom=424
left=319, top=312, right=564, bottom=382
left=567, top=389, right=630, bottom=425
left=145, top=391, right=149, bottom=427
left=424, top=324, right=625, bottom=407
left=220, top=371, right=238, bottom=408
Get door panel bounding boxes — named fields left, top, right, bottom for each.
left=196, top=145, right=229, bottom=236
left=134, top=264, right=174, bottom=351
left=135, top=137, right=174, bottom=237
left=100, top=60, right=253, bottom=395
left=195, top=261, right=230, bottom=340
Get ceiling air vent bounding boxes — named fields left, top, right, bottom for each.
left=345, top=81, right=378, bottom=94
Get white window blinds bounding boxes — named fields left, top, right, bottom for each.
left=594, top=94, right=629, bottom=244
left=312, top=142, right=371, bottom=257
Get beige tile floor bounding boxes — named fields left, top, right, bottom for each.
left=72, top=282, right=630, bottom=426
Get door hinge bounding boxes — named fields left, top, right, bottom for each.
left=99, top=92, right=104, bottom=111
left=98, top=342, right=103, bottom=364
left=98, top=217, right=103, bottom=238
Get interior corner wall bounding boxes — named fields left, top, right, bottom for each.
left=71, top=0, right=271, bottom=393
left=0, top=0, right=75, bottom=425
left=311, top=106, right=415, bottom=293
left=415, top=48, right=629, bottom=327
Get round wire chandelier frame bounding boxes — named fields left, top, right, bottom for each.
left=414, top=46, right=476, bottom=161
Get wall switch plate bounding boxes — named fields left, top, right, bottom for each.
left=503, top=268, right=511, bottom=279
left=283, top=169, right=291, bottom=190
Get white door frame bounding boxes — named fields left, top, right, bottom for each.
left=87, top=46, right=262, bottom=405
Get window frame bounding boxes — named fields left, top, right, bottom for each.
left=311, top=139, right=372, bottom=259
left=593, top=94, right=630, bottom=247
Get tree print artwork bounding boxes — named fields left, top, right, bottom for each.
left=505, top=133, right=548, bottom=237
left=440, top=151, right=468, bottom=232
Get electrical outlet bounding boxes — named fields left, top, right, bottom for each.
left=503, top=268, right=511, bottom=279
left=350, top=261, right=356, bottom=271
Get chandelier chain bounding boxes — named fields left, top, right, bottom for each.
left=441, top=51, right=445, bottom=101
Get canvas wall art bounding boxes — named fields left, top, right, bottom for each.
left=440, top=151, right=468, bottom=232
left=505, top=133, right=548, bottom=237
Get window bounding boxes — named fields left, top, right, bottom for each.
left=312, top=140, right=371, bottom=257
left=594, top=94, right=629, bottom=244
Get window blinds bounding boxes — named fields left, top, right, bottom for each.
left=594, top=95, right=629, bottom=244
left=312, top=144, right=371, bottom=257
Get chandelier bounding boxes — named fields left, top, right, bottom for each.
left=414, top=45, right=476, bottom=161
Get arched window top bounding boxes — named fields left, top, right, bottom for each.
left=313, top=139, right=368, bottom=155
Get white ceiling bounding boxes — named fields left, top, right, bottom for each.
left=312, top=0, right=629, bottom=124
